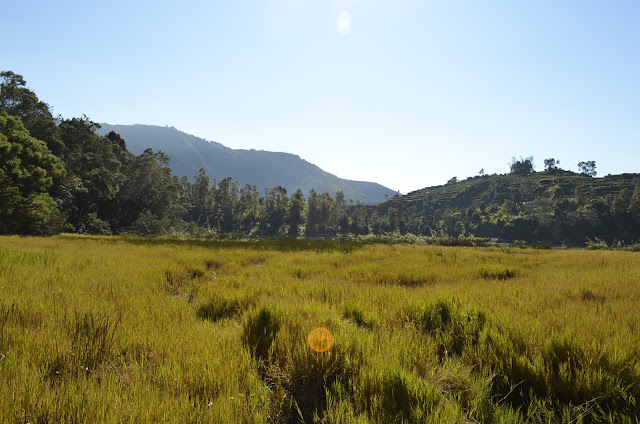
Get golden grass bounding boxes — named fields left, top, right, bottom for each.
left=1, top=235, right=639, bottom=423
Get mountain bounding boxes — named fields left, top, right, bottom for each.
left=97, top=124, right=396, bottom=204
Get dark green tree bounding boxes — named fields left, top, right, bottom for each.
left=335, top=190, right=346, bottom=208
left=350, top=205, right=369, bottom=235
left=578, top=161, right=597, bottom=177
left=544, top=158, right=560, bottom=172
left=287, top=189, right=304, bottom=236
left=318, top=193, right=341, bottom=235
left=307, top=189, right=320, bottom=236
left=113, top=149, right=183, bottom=233
left=264, top=186, right=288, bottom=235
left=0, top=71, right=63, bottom=155
left=238, top=184, right=261, bottom=232
left=57, top=117, right=126, bottom=233
left=339, top=212, right=350, bottom=234
left=213, top=177, right=235, bottom=232
left=186, top=169, right=214, bottom=227
left=510, top=156, right=534, bottom=175
left=612, top=188, right=632, bottom=215
left=0, top=111, right=64, bottom=233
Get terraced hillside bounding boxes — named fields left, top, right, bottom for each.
left=370, top=171, right=640, bottom=245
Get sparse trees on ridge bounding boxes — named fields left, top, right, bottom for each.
left=544, top=158, right=560, bottom=172
left=510, top=156, right=534, bottom=175
left=578, top=161, right=597, bottom=177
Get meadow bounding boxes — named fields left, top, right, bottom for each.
left=0, top=235, right=639, bottom=423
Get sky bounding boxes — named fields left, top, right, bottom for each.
left=3, top=0, right=640, bottom=194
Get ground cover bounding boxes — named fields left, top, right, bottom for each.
left=0, top=235, right=639, bottom=423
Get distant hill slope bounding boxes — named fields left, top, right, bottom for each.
left=370, top=170, right=640, bottom=244
left=397, top=171, right=639, bottom=207
left=98, top=124, right=396, bottom=204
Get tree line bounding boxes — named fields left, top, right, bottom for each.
left=0, top=72, right=382, bottom=237
left=2, top=71, right=639, bottom=244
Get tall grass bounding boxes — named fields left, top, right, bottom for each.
left=0, top=235, right=639, bottom=422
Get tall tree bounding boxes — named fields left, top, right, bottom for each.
left=544, top=158, right=560, bottom=172
left=113, top=148, right=183, bottom=232
left=350, top=205, right=369, bottom=235
left=510, top=156, right=534, bottom=175
left=213, top=177, right=235, bottom=232
left=0, top=71, right=63, bottom=155
left=238, top=184, right=261, bottom=232
left=578, top=161, right=597, bottom=177
left=0, top=112, right=64, bottom=234
left=307, top=189, right=321, bottom=236
left=335, top=190, right=346, bottom=208
left=187, top=169, right=214, bottom=227
left=287, top=189, right=305, bottom=236
left=264, top=186, right=288, bottom=235
left=57, top=117, right=126, bottom=233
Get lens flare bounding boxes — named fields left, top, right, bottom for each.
left=307, top=328, right=334, bottom=353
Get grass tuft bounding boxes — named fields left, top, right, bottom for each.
left=196, top=293, right=256, bottom=322
left=243, top=306, right=281, bottom=364
left=405, top=299, right=486, bottom=358
left=46, top=311, right=119, bottom=382
left=478, top=267, right=518, bottom=280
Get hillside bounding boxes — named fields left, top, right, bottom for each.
left=370, top=170, right=640, bottom=245
left=98, top=124, right=396, bottom=204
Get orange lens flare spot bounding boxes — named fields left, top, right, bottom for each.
left=307, top=328, right=334, bottom=353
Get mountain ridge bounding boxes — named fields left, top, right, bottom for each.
left=97, top=123, right=396, bottom=204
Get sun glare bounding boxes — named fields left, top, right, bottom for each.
left=337, top=10, right=351, bottom=35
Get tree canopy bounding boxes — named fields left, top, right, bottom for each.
left=578, top=161, right=597, bottom=177
left=510, top=157, right=534, bottom=176
left=0, top=111, right=64, bottom=233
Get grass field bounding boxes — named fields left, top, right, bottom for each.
left=1, top=235, right=639, bottom=423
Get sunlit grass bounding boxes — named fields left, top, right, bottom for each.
left=1, top=235, right=639, bottom=423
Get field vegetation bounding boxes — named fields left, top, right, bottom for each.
left=1, top=236, right=639, bottom=423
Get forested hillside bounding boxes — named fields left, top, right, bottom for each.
left=97, top=124, right=397, bottom=204
left=373, top=167, right=640, bottom=245
left=1, top=71, right=639, bottom=245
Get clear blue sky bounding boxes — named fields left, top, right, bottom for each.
left=3, top=0, right=639, bottom=194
